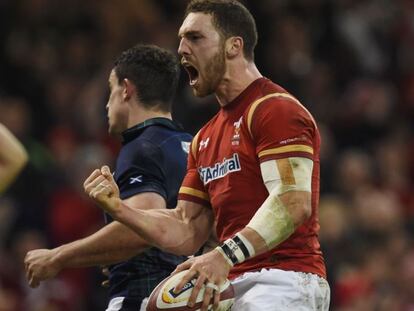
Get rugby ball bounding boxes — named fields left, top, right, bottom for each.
left=146, top=270, right=235, bottom=311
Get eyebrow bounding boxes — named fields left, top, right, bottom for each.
left=178, top=30, right=203, bottom=39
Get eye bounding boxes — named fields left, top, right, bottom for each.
left=189, top=34, right=201, bottom=41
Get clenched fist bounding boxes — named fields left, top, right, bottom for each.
left=24, top=248, right=61, bottom=288
left=83, top=165, right=121, bottom=214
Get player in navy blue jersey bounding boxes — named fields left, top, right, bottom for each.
left=24, top=44, right=192, bottom=310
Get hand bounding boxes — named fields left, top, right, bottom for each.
left=83, top=165, right=121, bottom=214
left=172, top=249, right=232, bottom=311
left=24, top=248, right=62, bottom=288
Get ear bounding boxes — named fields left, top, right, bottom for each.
left=122, top=79, right=136, bottom=101
left=225, top=37, right=243, bottom=59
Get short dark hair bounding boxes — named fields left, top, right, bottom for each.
left=185, top=0, right=258, bottom=60
left=114, top=44, right=179, bottom=112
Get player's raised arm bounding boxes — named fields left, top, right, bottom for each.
left=84, top=165, right=215, bottom=256
left=0, top=123, right=28, bottom=194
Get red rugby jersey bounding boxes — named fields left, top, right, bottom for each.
left=178, top=78, right=326, bottom=279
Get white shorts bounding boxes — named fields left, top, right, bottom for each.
left=231, top=269, right=330, bottom=311
left=106, top=297, right=148, bottom=311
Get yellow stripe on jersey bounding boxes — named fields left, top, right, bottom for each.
left=247, top=92, right=317, bottom=139
left=247, top=93, right=297, bottom=137
left=179, top=186, right=209, bottom=201
left=258, top=144, right=314, bottom=158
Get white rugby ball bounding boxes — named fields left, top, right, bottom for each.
left=146, top=270, right=234, bottom=311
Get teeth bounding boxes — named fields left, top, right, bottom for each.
left=184, top=65, right=198, bottom=86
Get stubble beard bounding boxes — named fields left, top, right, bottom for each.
left=193, top=46, right=226, bottom=98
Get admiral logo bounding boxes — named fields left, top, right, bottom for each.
left=199, top=153, right=241, bottom=185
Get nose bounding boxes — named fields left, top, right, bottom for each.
left=178, top=38, right=190, bottom=56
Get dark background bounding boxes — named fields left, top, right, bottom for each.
left=0, top=0, right=414, bottom=310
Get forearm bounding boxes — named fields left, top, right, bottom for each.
left=216, top=190, right=311, bottom=267
left=55, top=221, right=149, bottom=268
left=240, top=157, right=313, bottom=256
left=84, top=167, right=214, bottom=256
left=110, top=199, right=212, bottom=256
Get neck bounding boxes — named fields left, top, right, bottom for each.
left=127, top=103, right=172, bottom=129
left=215, top=59, right=262, bottom=107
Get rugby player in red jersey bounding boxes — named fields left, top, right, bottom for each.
left=85, top=1, right=330, bottom=310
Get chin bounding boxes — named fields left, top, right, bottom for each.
left=108, top=125, right=119, bottom=135
left=192, top=88, right=203, bottom=97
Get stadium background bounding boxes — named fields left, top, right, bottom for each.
left=0, top=0, right=414, bottom=310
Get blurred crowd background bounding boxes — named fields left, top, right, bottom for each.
left=0, top=0, right=413, bottom=310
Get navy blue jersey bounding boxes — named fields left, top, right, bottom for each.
left=106, top=118, right=192, bottom=307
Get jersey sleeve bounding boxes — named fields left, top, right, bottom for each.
left=116, top=140, right=167, bottom=200
left=248, top=95, right=317, bottom=163
left=178, top=134, right=210, bottom=206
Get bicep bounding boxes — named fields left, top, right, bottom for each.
left=260, top=157, right=313, bottom=194
left=260, top=157, right=313, bottom=224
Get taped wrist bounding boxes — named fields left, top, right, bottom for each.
left=215, top=233, right=256, bottom=267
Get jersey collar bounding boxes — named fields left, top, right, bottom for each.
left=222, top=77, right=268, bottom=115
left=121, top=117, right=183, bottom=144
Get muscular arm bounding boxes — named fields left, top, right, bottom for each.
left=215, top=157, right=313, bottom=265
left=172, top=156, right=313, bottom=310
left=85, top=166, right=214, bottom=256
left=0, top=123, right=28, bottom=193
left=24, top=192, right=165, bottom=287
left=52, top=193, right=165, bottom=267
left=55, top=221, right=147, bottom=267
left=238, top=190, right=310, bottom=256
left=112, top=199, right=214, bottom=256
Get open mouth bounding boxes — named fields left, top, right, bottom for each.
left=183, top=63, right=199, bottom=86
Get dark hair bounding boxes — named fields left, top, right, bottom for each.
left=114, top=44, right=179, bottom=112
left=185, top=0, right=258, bottom=60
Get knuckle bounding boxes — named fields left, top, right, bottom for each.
left=189, top=266, right=198, bottom=274
left=194, top=283, right=203, bottom=290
